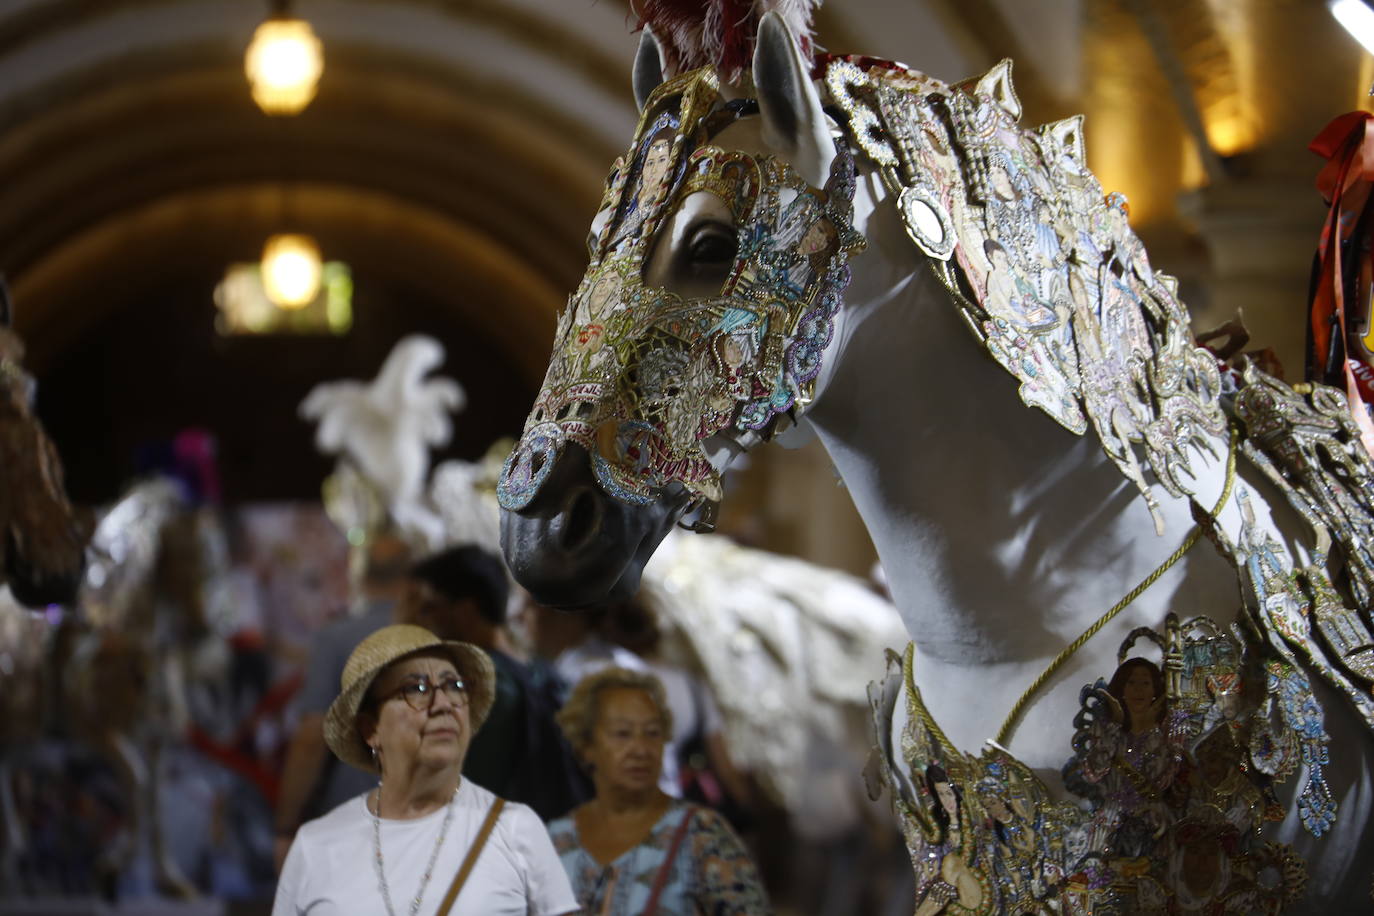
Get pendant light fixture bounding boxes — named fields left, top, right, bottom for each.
left=261, top=233, right=323, bottom=308
left=245, top=0, right=324, bottom=116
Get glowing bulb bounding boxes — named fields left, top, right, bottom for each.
left=245, top=18, right=324, bottom=115
left=1332, top=0, right=1374, bottom=56
left=261, top=234, right=322, bottom=308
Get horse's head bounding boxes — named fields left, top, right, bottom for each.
left=0, top=278, right=88, bottom=607
left=499, top=15, right=863, bottom=607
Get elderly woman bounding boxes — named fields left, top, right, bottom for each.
left=547, top=667, right=770, bottom=914
left=273, top=624, right=578, bottom=916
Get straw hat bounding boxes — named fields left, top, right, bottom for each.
left=323, top=624, right=496, bottom=773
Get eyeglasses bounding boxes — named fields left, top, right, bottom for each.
left=380, top=675, right=468, bottom=712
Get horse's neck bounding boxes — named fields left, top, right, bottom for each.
left=803, top=185, right=1242, bottom=761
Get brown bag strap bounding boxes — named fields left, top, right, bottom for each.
left=435, top=797, right=506, bottom=916
left=640, top=806, right=695, bottom=916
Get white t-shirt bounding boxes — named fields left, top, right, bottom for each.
left=273, top=780, right=577, bottom=916
left=553, top=634, right=647, bottom=691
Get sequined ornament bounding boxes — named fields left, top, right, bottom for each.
left=826, top=57, right=1227, bottom=536
left=872, top=607, right=1312, bottom=915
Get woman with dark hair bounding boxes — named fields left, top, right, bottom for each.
left=1081, top=657, right=1183, bottom=865
left=609, top=124, right=679, bottom=252
left=913, top=764, right=989, bottom=916
left=1104, top=656, right=1167, bottom=734
left=925, top=763, right=962, bottom=844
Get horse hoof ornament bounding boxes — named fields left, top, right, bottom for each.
left=500, top=9, right=1374, bottom=910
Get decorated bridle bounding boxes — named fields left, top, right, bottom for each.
left=497, top=68, right=864, bottom=528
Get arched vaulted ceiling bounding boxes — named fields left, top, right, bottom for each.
left=0, top=0, right=646, bottom=375
left=0, top=0, right=654, bottom=498
left=0, top=0, right=985, bottom=502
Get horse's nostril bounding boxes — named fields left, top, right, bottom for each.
left=560, top=487, right=601, bottom=552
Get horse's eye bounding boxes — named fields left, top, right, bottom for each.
left=687, top=225, right=737, bottom=267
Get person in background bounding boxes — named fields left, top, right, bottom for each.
left=274, top=624, right=577, bottom=915
left=602, top=599, right=754, bottom=815
left=538, top=602, right=648, bottom=691
left=531, top=601, right=687, bottom=796
left=272, top=531, right=411, bottom=869
left=402, top=545, right=590, bottom=820
left=547, top=667, right=770, bottom=915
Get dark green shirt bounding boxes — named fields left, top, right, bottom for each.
left=461, top=650, right=523, bottom=793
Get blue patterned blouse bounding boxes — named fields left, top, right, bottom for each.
left=546, top=801, right=770, bottom=915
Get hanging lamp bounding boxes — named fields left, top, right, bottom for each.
left=261, top=233, right=323, bottom=308
left=245, top=1, right=324, bottom=115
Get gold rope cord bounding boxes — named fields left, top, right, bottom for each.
left=903, top=641, right=958, bottom=756
left=994, top=425, right=1239, bottom=747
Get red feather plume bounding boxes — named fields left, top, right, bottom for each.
left=630, top=0, right=822, bottom=84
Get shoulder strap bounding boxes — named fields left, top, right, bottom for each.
left=640, top=806, right=695, bottom=916
left=435, top=797, right=506, bottom=916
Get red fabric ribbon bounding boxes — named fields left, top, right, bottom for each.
left=187, top=669, right=302, bottom=803
left=1309, top=111, right=1374, bottom=456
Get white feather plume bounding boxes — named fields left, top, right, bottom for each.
left=300, top=335, right=465, bottom=546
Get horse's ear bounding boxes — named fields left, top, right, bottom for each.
left=752, top=11, right=831, bottom=187
left=633, top=28, right=666, bottom=113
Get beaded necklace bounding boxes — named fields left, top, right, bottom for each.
left=371, top=781, right=459, bottom=916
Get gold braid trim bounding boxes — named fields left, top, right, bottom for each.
left=904, top=642, right=958, bottom=757
left=995, top=425, right=1239, bottom=747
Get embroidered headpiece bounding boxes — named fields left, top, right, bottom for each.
left=499, top=69, right=863, bottom=516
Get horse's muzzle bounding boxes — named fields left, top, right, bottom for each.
left=499, top=443, right=687, bottom=608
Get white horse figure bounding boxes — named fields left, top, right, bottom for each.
left=499, top=13, right=1373, bottom=911
left=300, top=335, right=465, bottom=547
